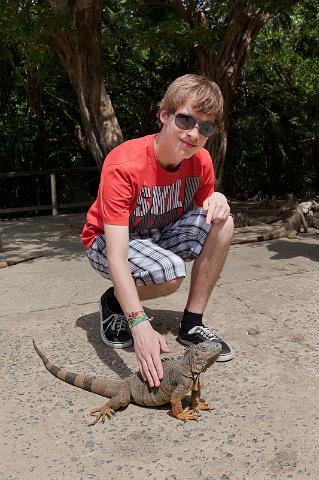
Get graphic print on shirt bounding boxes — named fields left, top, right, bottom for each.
left=130, top=176, right=200, bottom=233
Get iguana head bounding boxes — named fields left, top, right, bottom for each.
left=188, top=341, right=222, bottom=374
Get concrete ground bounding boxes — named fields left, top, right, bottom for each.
left=1, top=214, right=319, bottom=480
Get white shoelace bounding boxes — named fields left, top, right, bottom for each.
left=103, top=313, right=127, bottom=335
left=188, top=325, right=220, bottom=342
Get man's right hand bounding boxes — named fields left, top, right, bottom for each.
left=131, top=321, right=170, bottom=388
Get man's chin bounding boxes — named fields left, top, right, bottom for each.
left=181, top=148, right=197, bottom=159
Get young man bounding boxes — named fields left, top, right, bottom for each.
left=82, top=74, right=234, bottom=388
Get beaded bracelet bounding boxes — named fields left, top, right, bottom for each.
left=127, top=311, right=150, bottom=329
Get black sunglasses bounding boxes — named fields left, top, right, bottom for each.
left=174, top=113, right=216, bottom=137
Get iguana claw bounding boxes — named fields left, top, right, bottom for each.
left=176, top=407, right=200, bottom=421
left=194, top=400, right=214, bottom=412
left=89, top=405, right=115, bottom=425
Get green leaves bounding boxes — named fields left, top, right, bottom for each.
left=225, top=1, right=319, bottom=195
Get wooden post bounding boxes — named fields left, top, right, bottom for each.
left=50, top=173, right=58, bottom=216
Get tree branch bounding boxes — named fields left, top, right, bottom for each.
left=46, top=0, right=122, bottom=168
left=166, top=0, right=188, bottom=21
left=217, top=5, right=274, bottom=91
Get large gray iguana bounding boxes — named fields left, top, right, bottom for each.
left=33, top=340, right=221, bottom=424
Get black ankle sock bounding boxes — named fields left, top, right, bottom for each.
left=106, top=287, right=123, bottom=314
left=181, top=309, right=203, bottom=332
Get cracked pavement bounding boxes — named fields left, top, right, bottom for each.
left=1, top=214, right=319, bottom=480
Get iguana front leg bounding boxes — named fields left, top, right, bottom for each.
left=287, top=230, right=298, bottom=239
left=89, top=393, right=130, bottom=426
left=299, top=209, right=309, bottom=233
left=191, top=391, right=213, bottom=411
left=191, top=376, right=213, bottom=412
left=170, top=384, right=200, bottom=421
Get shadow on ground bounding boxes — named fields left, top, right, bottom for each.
left=267, top=238, right=319, bottom=262
left=0, top=214, right=86, bottom=262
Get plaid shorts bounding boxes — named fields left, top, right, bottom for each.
left=86, top=208, right=210, bottom=286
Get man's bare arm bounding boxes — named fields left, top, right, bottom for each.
left=104, top=224, right=169, bottom=387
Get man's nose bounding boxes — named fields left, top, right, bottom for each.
left=187, top=123, right=200, bottom=137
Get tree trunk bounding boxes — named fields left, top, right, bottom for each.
left=48, top=0, right=123, bottom=169
left=25, top=69, right=49, bottom=169
left=314, top=140, right=319, bottom=191
left=192, top=2, right=273, bottom=190
left=168, top=1, right=289, bottom=190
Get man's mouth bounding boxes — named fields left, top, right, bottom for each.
left=180, top=138, right=198, bottom=148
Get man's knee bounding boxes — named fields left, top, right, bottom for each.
left=209, top=215, right=234, bottom=242
left=160, top=277, right=183, bottom=295
left=223, top=215, right=235, bottom=239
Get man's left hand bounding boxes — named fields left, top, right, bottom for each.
left=203, top=192, right=230, bottom=224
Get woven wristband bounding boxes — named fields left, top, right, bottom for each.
left=127, top=311, right=150, bottom=329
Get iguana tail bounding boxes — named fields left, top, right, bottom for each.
left=33, top=340, right=120, bottom=398
left=258, top=226, right=286, bottom=241
left=232, top=226, right=285, bottom=244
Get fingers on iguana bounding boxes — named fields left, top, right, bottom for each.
left=89, top=405, right=115, bottom=426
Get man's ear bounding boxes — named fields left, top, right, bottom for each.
left=159, top=109, right=169, bottom=125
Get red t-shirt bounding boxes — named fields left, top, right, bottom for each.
left=81, top=134, right=214, bottom=249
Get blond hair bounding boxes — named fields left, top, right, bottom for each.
left=158, top=74, right=223, bottom=124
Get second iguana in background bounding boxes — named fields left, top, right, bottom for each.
left=33, top=340, right=221, bottom=424
left=232, top=203, right=308, bottom=244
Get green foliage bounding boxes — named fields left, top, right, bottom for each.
left=101, top=1, right=195, bottom=137
left=224, top=0, right=319, bottom=196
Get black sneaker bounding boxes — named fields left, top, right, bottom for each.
left=99, top=290, right=133, bottom=348
left=179, top=325, right=234, bottom=362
